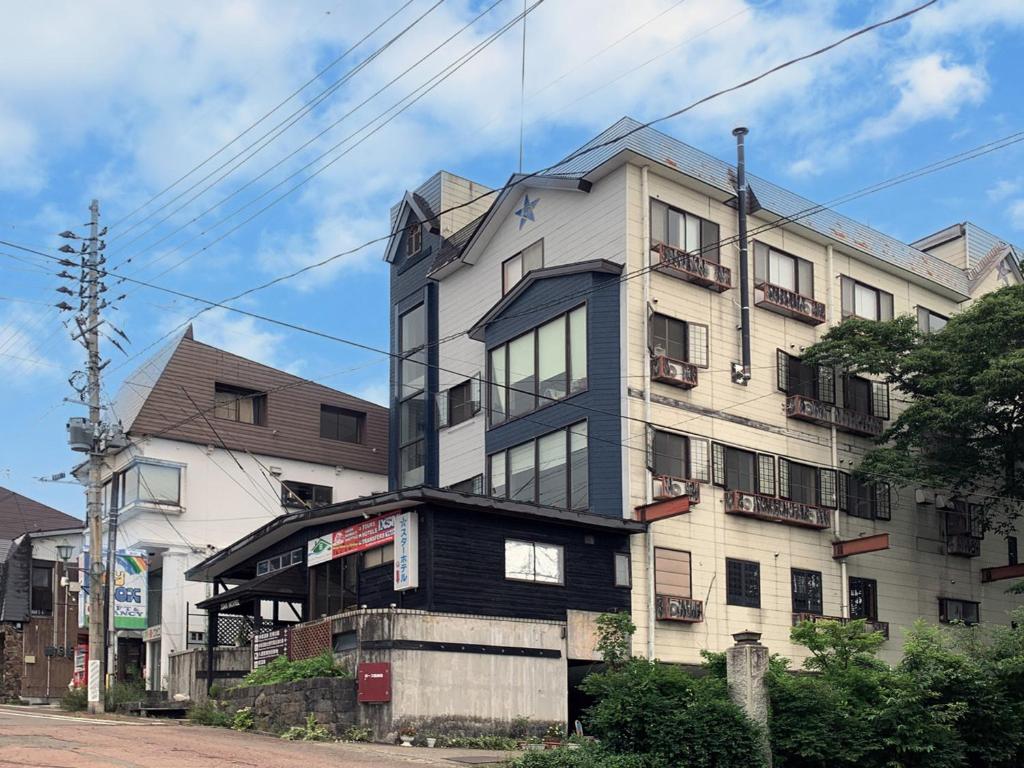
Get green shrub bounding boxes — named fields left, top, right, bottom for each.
left=188, top=699, right=232, bottom=728
left=231, top=706, right=255, bottom=731
left=515, top=743, right=664, bottom=768
left=104, top=680, right=146, bottom=712
left=240, top=652, right=350, bottom=687
left=435, top=735, right=519, bottom=750
left=341, top=724, right=373, bottom=742
left=281, top=713, right=331, bottom=741
left=60, top=686, right=88, bottom=712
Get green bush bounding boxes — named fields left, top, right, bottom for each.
left=231, top=706, right=255, bottom=731
left=188, top=699, right=233, bottom=728
left=515, top=743, right=664, bottom=768
left=239, top=652, right=350, bottom=687
left=281, top=713, right=331, bottom=741
left=341, top=725, right=373, bottom=742
left=60, top=686, right=88, bottom=711
left=435, top=735, right=519, bottom=750
left=104, top=680, right=146, bottom=712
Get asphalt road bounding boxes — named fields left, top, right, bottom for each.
left=0, top=707, right=514, bottom=768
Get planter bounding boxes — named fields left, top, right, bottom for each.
left=426, top=738, right=436, bottom=748
left=520, top=742, right=544, bottom=752
left=399, top=735, right=415, bottom=747
left=543, top=739, right=563, bottom=750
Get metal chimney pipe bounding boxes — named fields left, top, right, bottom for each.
left=733, top=127, right=752, bottom=383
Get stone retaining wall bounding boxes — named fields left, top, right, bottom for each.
left=221, top=677, right=358, bottom=736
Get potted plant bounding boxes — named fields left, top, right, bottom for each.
left=542, top=723, right=564, bottom=750
left=398, top=726, right=416, bottom=747
left=426, top=737, right=437, bottom=748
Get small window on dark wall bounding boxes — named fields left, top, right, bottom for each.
left=363, top=543, right=395, bottom=569
left=726, top=558, right=760, bottom=608
left=214, top=383, right=267, bottom=425
left=505, top=540, right=563, bottom=584
left=406, top=220, right=422, bottom=257
left=281, top=480, right=333, bottom=508
left=320, top=405, right=364, bottom=443
left=614, top=552, right=631, bottom=588
left=31, top=564, right=53, bottom=616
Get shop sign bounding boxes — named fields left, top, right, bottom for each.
left=357, top=662, right=391, bottom=703
left=252, top=628, right=290, bottom=668
left=393, top=512, right=418, bottom=591
left=78, top=549, right=149, bottom=629
left=307, top=513, right=398, bottom=567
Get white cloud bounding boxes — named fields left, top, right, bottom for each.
left=350, top=380, right=389, bottom=407
left=988, top=179, right=1021, bottom=203
left=1009, top=200, right=1024, bottom=231
left=857, top=54, right=987, bottom=142
left=191, top=307, right=300, bottom=372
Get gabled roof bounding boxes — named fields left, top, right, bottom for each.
left=0, top=487, right=81, bottom=540
left=963, top=222, right=1022, bottom=270
left=383, top=191, right=439, bottom=265
left=468, top=259, right=623, bottom=340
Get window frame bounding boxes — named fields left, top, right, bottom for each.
left=363, top=543, right=396, bottom=570
left=405, top=220, right=422, bottom=257
left=916, top=306, right=949, bottom=334
left=938, top=597, right=979, bottom=626
left=501, top=239, right=544, bottom=295
left=398, top=302, right=427, bottom=487
left=655, top=547, right=692, bottom=598
left=649, top=199, right=721, bottom=263
left=487, top=421, right=588, bottom=511
left=280, top=480, right=333, bottom=508
left=504, top=539, right=565, bottom=585
left=841, top=276, right=894, bottom=322
left=726, top=558, right=761, bottom=608
left=614, top=551, right=632, bottom=588
left=214, top=382, right=267, bottom=426
left=118, top=460, right=183, bottom=507
left=319, top=404, right=365, bottom=443
left=848, top=576, right=879, bottom=621
left=791, top=568, right=823, bottom=615
left=30, top=562, right=54, bottom=616
left=753, top=241, right=814, bottom=297
left=256, top=547, right=304, bottom=577
left=649, top=313, right=709, bottom=368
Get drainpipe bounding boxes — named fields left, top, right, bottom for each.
left=641, top=165, right=656, bottom=660
left=826, top=244, right=848, bottom=618
left=733, top=127, right=752, bottom=384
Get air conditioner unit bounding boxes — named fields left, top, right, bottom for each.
left=935, top=493, right=953, bottom=510
left=653, top=476, right=687, bottom=500
left=915, top=489, right=934, bottom=505
left=732, top=493, right=756, bottom=513
left=651, top=355, right=698, bottom=389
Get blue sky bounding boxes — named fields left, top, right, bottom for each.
left=2, top=0, right=1023, bottom=517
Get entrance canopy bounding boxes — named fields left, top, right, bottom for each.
left=195, top=563, right=306, bottom=616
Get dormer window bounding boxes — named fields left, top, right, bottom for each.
left=406, top=220, right=422, bottom=257
left=214, top=383, right=267, bottom=426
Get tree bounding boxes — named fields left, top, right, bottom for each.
left=801, top=283, right=1024, bottom=533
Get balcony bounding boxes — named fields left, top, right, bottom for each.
left=792, top=612, right=890, bottom=640
left=724, top=489, right=831, bottom=529
left=656, top=594, right=704, bottom=623
left=651, top=354, right=698, bottom=390
left=754, top=282, right=826, bottom=325
left=652, top=475, right=701, bottom=505
left=651, top=242, right=732, bottom=292
left=784, top=394, right=883, bottom=438
left=946, top=534, right=982, bottom=558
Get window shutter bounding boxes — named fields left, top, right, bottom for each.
left=778, top=458, right=791, bottom=499
left=797, top=258, right=814, bottom=298
left=838, top=472, right=849, bottom=512
left=817, top=366, right=835, bottom=404
left=873, top=483, right=891, bottom=520
left=841, top=276, right=854, bottom=318
left=689, top=438, right=710, bottom=483
left=470, top=373, right=482, bottom=414
left=645, top=425, right=655, bottom=472
left=871, top=382, right=890, bottom=420
left=757, top=454, right=776, bottom=497
left=754, top=242, right=768, bottom=285
left=777, top=350, right=789, bottom=393
left=819, top=468, right=837, bottom=508
left=712, top=443, right=726, bottom=487
left=435, top=389, right=449, bottom=429
left=880, top=291, right=894, bottom=321
left=687, top=324, right=708, bottom=367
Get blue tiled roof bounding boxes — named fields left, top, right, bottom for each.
left=965, top=222, right=1021, bottom=268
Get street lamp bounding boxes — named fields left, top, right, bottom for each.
left=56, top=542, right=75, bottom=563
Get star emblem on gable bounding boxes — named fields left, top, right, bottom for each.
left=514, top=194, right=539, bottom=230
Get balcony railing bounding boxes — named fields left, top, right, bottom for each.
left=656, top=594, right=704, bottom=623
left=652, top=242, right=732, bottom=292
left=784, top=394, right=883, bottom=438
left=792, top=612, right=890, bottom=640
left=724, top=490, right=831, bottom=529
left=946, top=534, right=982, bottom=558
left=652, top=475, right=701, bottom=505
left=651, top=354, right=698, bottom=390
left=754, top=282, right=826, bottom=325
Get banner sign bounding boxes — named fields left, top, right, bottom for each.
left=307, top=513, right=397, bottom=567
left=393, top=512, right=418, bottom=591
left=113, top=552, right=148, bottom=629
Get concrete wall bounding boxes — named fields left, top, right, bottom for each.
left=166, top=646, right=251, bottom=703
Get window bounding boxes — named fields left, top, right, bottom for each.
left=842, top=375, right=889, bottom=419
left=842, top=474, right=891, bottom=520
left=448, top=379, right=477, bottom=427
left=320, top=405, right=364, bottom=443
left=777, top=351, right=835, bottom=403
left=841, top=276, right=894, bottom=321
left=848, top=576, right=878, bottom=621
left=938, top=598, right=979, bottom=626
left=405, top=220, right=422, bottom=257
left=726, top=558, right=760, bottom=608
left=502, top=240, right=543, bottom=294
left=398, top=303, right=427, bottom=487
left=1009, top=536, right=1019, bottom=566
left=119, top=462, right=181, bottom=506
left=614, top=552, right=631, bottom=588
left=712, top=444, right=758, bottom=494
left=488, top=422, right=588, bottom=510
left=649, top=314, right=709, bottom=368
left=214, top=383, right=267, bottom=425
left=31, top=564, right=53, bottom=616
left=281, top=481, right=332, bottom=508
left=449, top=475, right=484, bottom=494
left=505, top=540, right=563, bottom=584
left=488, top=306, right=586, bottom=425
left=655, top=548, right=691, bottom=598
left=310, top=557, right=358, bottom=618
left=256, top=548, right=303, bottom=576
left=363, top=543, right=395, bottom=569
left=653, top=431, right=687, bottom=480
left=650, top=200, right=720, bottom=263
left=917, top=307, right=948, bottom=334
left=784, top=460, right=819, bottom=506
left=754, top=242, right=813, bottom=296
left=791, top=569, right=823, bottom=615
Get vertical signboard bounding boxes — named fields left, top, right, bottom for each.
left=113, top=552, right=148, bottom=629
left=252, top=628, right=290, bottom=668
left=393, top=511, right=419, bottom=591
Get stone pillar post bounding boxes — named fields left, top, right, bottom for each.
left=726, top=630, right=771, bottom=767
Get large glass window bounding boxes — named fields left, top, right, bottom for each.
left=841, top=277, right=894, bottom=321
left=488, top=306, right=586, bottom=426
left=120, top=462, right=181, bottom=506
left=489, top=422, right=588, bottom=511
left=917, top=306, right=948, bottom=334
left=787, top=461, right=818, bottom=506
left=650, top=200, right=720, bottom=263
left=281, top=481, right=332, bottom=508
left=310, top=557, right=358, bottom=619
left=399, top=303, right=427, bottom=487
left=650, top=313, right=709, bottom=368
left=938, top=598, right=979, bottom=625
left=754, top=242, right=813, bottom=296
left=504, top=540, right=563, bottom=584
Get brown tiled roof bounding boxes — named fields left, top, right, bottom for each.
left=0, top=487, right=82, bottom=540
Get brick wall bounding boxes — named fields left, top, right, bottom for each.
left=0, top=625, right=24, bottom=702
left=221, top=677, right=357, bottom=736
